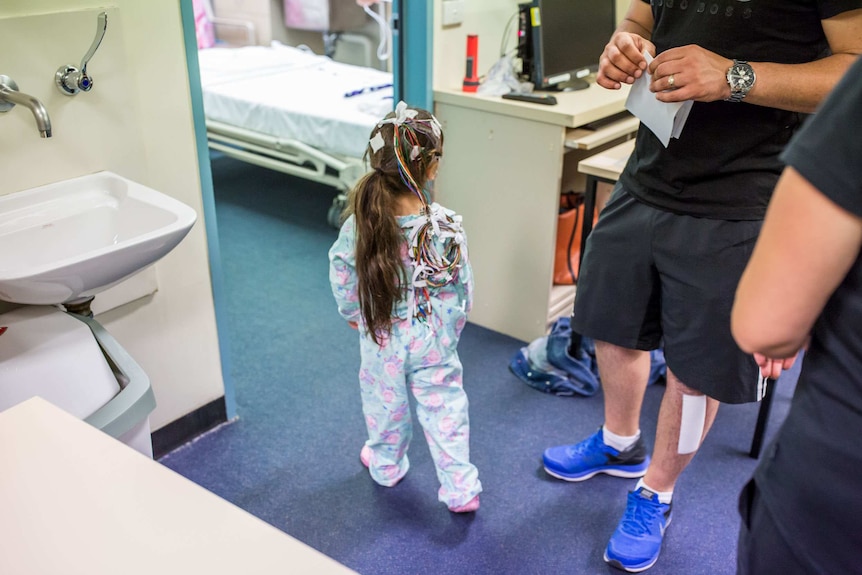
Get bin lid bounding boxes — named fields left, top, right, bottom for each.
left=0, top=306, right=119, bottom=420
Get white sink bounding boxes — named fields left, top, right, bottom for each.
left=0, top=172, right=197, bottom=304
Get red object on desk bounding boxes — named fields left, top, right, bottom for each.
left=463, top=35, right=479, bottom=92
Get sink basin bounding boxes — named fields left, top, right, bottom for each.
left=0, top=171, right=197, bottom=304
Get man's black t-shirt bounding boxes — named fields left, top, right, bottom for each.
left=754, top=56, right=862, bottom=573
left=620, top=0, right=860, bottom=219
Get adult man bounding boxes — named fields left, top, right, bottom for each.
left=541, top=0, right=862, bottom=572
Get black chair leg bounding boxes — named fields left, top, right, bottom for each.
left=567, top=176, right=599, bottom=361
left=749, top=378, right=776, bottom=459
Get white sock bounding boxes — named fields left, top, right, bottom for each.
left=602, top=425, right=640, bottom=452
left=636, top=478, right=673, bottom=504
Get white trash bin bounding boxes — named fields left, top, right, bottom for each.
left=0, top=306, right=156, bottom=457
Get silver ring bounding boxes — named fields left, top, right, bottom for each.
left=668, top=74, right=675, bottom=88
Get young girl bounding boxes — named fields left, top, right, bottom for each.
left=328, top=102, right=482, bottom=513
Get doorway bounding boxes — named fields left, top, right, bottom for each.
left=179, top=0, right=432, bottom=420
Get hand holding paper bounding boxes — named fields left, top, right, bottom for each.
left=625, top=52, right=693, bottom=147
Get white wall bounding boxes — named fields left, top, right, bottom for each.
left=0, top=1, right=225, bottom=432
left=433, top=0, right=630, bottom=91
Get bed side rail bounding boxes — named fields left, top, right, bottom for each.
left=206, top=120, right=366, bottom=191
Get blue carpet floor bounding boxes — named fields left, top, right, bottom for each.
left=159, top=156, right=798, bottom=575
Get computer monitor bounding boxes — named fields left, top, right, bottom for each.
left=521, top=0, right=616, bottom=91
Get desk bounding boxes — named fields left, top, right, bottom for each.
left=0, top=397, right=357, bottom=575
left=577, top=139, right=636, bottom=263
left=433, top=85, right=637, bottom=342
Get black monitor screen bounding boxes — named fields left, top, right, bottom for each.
left=531, top=0, right=616, bottom=91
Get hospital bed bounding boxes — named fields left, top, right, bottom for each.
left=197, top=43, right=394, bottom=226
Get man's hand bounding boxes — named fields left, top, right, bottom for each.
left=597, top=32, right=656, bottom=90
left=356, top=0, right=380, bottom=6
left=648, top=45, right=733, bottom=103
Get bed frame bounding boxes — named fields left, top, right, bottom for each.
left=206, top=120, right=367, bottom=227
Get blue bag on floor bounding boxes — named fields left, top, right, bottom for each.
left=509, top=317, right=666, bottom=397
left=510, top=335, right=598, bottom=397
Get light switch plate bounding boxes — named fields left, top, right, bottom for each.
left=442, top=0, right=465, bottom=27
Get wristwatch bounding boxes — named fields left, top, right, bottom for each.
left=726, top=60, right=756, bottom=103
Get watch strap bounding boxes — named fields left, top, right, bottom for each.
left=726, top=59, right=753, bottom=103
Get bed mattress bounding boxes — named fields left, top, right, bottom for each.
left=198, top=43, right=393, bottom=159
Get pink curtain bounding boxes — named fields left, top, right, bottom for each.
left=284, top=0, right=367, bottom=32
left=284, top=0, right=330, bottom=31
left=193, top=0, right=216, bottom=49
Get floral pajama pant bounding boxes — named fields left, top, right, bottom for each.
left=358, top=318, right=482, bottom=509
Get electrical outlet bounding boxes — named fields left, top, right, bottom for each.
left=442, top=0, right=465, bottom=27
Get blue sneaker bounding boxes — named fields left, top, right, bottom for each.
left=543, top=428, right=650, bottom=481
left=604, top=487, right=673, bottom=572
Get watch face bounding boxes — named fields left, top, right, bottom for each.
left=730, top=64, right=754, bottom=92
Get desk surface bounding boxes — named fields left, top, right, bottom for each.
left=0, top=398, right=357, bottom=575
left=434, top=82, right=631, bottom=129
left=578, top=138, right=636, bottom=181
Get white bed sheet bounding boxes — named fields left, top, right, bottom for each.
left=198, top=43, right=393, bottom=159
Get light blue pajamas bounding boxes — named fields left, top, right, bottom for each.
left=328, top=205, right=482, bottom=509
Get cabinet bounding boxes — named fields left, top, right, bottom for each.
left=433, top=85, right=637, bottom=342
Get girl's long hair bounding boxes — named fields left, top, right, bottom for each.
left=346, top=107, right=443, bottom=345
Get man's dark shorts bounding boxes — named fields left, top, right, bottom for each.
left=571, top=184, right=762, bottom=404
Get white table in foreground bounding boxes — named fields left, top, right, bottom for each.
left=0, top=397, right=357, bottom=575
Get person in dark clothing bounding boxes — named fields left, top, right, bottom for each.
left=541, top=0, right=862, bottom=571
left=733, top=55, right=862, bottom=575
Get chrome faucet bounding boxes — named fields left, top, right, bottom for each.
left=0, top=75, right=52, bottom=138
left=56, top=11, right=108, bottom=96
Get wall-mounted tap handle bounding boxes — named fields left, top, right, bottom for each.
left=56, top=11, right=108, bottom=96
left=78, top=11, right=108, bottom=90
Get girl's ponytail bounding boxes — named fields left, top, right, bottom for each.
left=350, top=170, right=407, bottom=345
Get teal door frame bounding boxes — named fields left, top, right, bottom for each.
left=393, top=0, right=433, bottom=110
left=180, top=0, right=434, bottom=422
left=179, top=0, right=237, bottom=420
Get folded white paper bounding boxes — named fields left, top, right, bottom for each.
left=625, top=52, right=693, bottom=147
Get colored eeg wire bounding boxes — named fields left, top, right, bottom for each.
left=392, top=121, right=428, bottom=203
left=413, top=217, right=463, bottom=287
left=405, top=207, right=466, bottom=324
left=376, top=104, right=466, bottom=323
left=392, top=118, right=465, bottom=286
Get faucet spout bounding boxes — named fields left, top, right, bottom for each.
left=0, top=75, right=53, bottom=138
